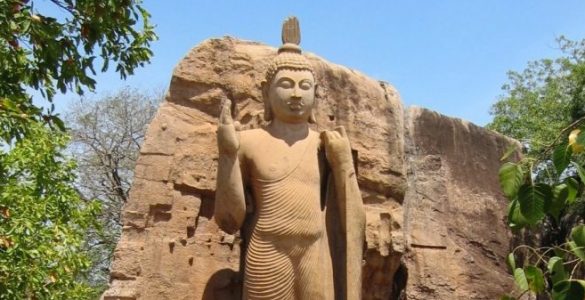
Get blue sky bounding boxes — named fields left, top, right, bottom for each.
left=44, top=1, right=585, bottom=126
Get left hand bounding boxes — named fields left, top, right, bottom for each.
left=321, top=126, right=353, bottom=169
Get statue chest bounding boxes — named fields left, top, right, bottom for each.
left=246, top=138, right=322, bottom=183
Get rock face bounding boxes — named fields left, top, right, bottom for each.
left=102, top=37, right=517, bottom=300
left=403, top=107, right=517, bottom=299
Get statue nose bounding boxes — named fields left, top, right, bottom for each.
left=291, top=87, right=301, bottom=99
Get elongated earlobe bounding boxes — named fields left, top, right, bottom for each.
left=308, top=83, right=318, bottom=123
left=309, top=111, right=316, bottom=123
left=264, top=102, right=273, bottom=121
left=261, top=80, right=272, bottom=121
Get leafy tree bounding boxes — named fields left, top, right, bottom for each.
left=66, top=87, right=161, bottom=287
left=499, top=133, right=585, bottom=299
left=0, top=123, right=101, bottom=299
left=488, top=37, right=585, bottom=156
left=0, top=1, right=156, bottom=298
left=0, top=0, right=156, bottom=142
left=490, top=37, right=585, bottom=299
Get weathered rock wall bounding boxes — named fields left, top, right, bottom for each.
left=402, top=107, right=517, bottom=299
left=102, top=37, right=516, bottom=300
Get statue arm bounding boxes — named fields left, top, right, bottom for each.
left=214, top=100, right=246, bottom=234
left=322, top=127, right=365, bottom=227
left=322, top=127, right=366, bottom=300
left=335, top=158, right=365, bottom=300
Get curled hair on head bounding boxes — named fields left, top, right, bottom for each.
left=264, top=55, right=315, bottom=85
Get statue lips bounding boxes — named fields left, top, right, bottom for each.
left=287, top=100, right=304, bottom=111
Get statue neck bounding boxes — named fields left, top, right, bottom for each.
left=268, top=118, right=309, bottom=144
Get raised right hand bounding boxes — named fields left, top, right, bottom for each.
left=321, top=126, right=353, bottom=170
left=217, top=98, right=240, bottom=155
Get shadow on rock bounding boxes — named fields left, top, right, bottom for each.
left=202, top=268, right=241, bottom=300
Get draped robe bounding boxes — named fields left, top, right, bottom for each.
left=240, top=129, right=335, bottom=300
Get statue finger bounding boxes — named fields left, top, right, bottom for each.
left=219, top=100, right=233, bottom=125
left=329, top=131, right=341, bottom=140
left=320, top=130, right=332, bottom=144
left=234, top=121, right=242, bottom=131
left=334, top=126, right=347, bottom=137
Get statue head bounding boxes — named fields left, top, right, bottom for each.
left=262, top=17, right=317, bottom=124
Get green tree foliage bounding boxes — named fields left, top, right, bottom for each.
left=66, top=87, right=160, bottom=287
left=0, top=0, right=156, bottom=142
left=0, top=123, right=101, bottom=299
left=488, top=37, right=585, bottom=156
left=491, top=37, right=585, bottom=299
left=499, top=135, right=585, bottom=299
left=0, top=1, right=156, bottom=298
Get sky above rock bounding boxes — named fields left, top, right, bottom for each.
left=39, top=0, right=585, bottom=126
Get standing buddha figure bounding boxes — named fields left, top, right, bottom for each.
left=215, top=17, right=365, bottom=300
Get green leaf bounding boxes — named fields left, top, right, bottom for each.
left=554, top=247, right=567, bottom=259
left=571, top=225, right=585, bottom=248
left=575, top=163, right=585, bottom=186
left=50, top=116, right=66, bottom=132
left=566, top=177, right=579, bottom=205
left=524, top=265, right=545, bottom=293
left=506, top=253, right=516, bottom=272
left=551, top=183, right=569, bottom=220
left=508, top=199, right=529, bottom=228
left=500, top=296, right=516, bottom=300
left=500, top=145, right=518, bottom=161
left=517, top=184, right=551, bottom=225
left=553, top=143, right=572, bottom=175
left=552, top=280, right=585, bottom=300
left=514, top=268, right=529, bottom=291
left=568, top=241, right=585, bottom=261
left=499, top=162, right=524, bottom=199
left=547, top=256, right=567, bottom=285
left=576, top=130, right=585, bottom=148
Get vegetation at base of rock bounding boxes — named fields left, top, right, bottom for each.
left=0, top=123, right=101, bottom=299
left=1, top=1, right=156, bottom=298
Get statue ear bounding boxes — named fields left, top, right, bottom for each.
left=261, top=80, right=272, bottom=121
left=308, top=84, right=318, bottom=124
left=309, top=111, right=317, bottom=124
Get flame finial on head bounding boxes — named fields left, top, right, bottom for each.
left=282, top=16, right=301, bottom=46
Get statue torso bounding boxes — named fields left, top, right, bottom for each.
left=240, top=128, right=321, bottom=182
left=240, top=128, right=325, bottom=240
left=238, top=127, right=333, bottom=299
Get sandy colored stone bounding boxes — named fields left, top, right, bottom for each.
left=103, top=37, right=517, bottom=300
left=212, top=17, right=368, bottom=298
left=402, top=107, right=519, bottom=299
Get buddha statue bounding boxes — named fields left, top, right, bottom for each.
left=215, top=17, right=365, bottom=300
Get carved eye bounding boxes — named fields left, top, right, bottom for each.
left=299, top=80, right=313, bottom=90
left=278, top=79, right=293, bottom=89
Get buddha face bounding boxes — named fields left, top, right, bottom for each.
left=266, top=69, right=315, bottom=124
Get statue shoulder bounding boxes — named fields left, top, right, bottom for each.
left=239, top=128, right=268, bottom=141
left=238, top=128, right=269, bottom=155
left=309, top=128, right=320, bottom=139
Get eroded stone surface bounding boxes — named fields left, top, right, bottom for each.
left=103, top=37, right=516, bottom=300
left=402, top=107, right=518, bottom=299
